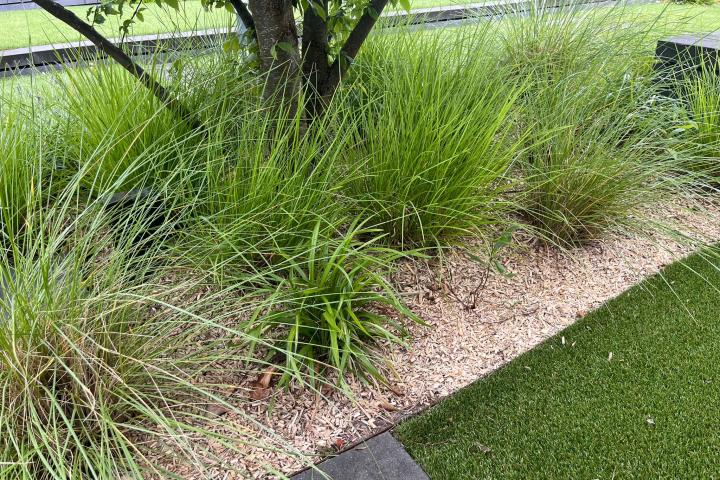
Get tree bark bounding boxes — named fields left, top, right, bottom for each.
left=32, top=0, right=200, bottom=130
left=301, top=0, right=330, bottom=118
left=248, top=0, right=301, bottom=109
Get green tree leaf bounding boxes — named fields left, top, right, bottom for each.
left=223, top=35, right=241, bottom=53
left=310, top=0, right=327, bottom=20
left=275, top=41, right=296, bottom=55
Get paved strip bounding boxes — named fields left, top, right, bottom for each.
left=291, top=432, right=429, bottom=480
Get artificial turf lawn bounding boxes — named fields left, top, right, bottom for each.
left=395, top=248, right=720, bottom=479
left=0, top=1, right=718, bottom=51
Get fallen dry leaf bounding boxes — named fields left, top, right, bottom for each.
left=469, top=443, right=492, bottom=455
left=257, top=367, right=277, bottom=389
left=334, top=438, right=346, bottom=451
left=248, top=367, right=277, bottom=400
left=379, top=400, right=399, bottom=412
left=206, top=404, right=230, bottom=417
left=250, top=387, right=270, bottom=401
left=386, top=384, right=405, bottom=396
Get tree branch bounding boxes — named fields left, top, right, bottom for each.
left=322, top=0, right=389, bottom=96
left=228, top=0, right=255, bottom=32
left=32, top=0, right=200, bottom=130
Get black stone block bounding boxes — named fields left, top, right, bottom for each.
left=291, top=432, right=429, bottom=480
left=656, top=33, right=720, bottom=70
left=655, top=33, right=720, bottom=95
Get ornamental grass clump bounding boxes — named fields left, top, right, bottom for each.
left=345, top=26, right=523, bottom=248
left=0, top=182, right=304, bottom=479
left=497, top=1, right=656, bottom=87
left=163, top=61, right=424, bottom=390
left=180, top=84, right=356, bottom=282
left=0, top=250, right=158, bottom=479
left=0, top=85, right=59, bottom=256
left=56, top=60, right=194, bottom=192
left=503, top=5, right=684, bottom=246
left=0, top=104, right=42, bottom=251
left=498, top=3, right=607, bottom=86
left=517, top=76, right=677, bottom=246
left=676, top=67, right=720, bottom=180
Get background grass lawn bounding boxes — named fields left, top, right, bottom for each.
left=0, top=1, right=718, bottom=51
left=0, top=2, right=233, bottom=51
left=0, top=0, right=459, bottom=51
left=396, top=248, right=720, bottom=479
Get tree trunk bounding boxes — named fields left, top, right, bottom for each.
left=248, top=0, right=301, bottom=111
left=301, top=0, right=330, bottom=119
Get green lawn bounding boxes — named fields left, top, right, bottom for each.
left=0, top=0, right=457, bottom=51
left=0, top=1, right=718, bottom=51
left=0, top=2, right=233, bottom=51
left=396, top=248, right=720, bottom=479
left=639, top=3, right=720, bottom=33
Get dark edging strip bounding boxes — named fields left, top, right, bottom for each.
left=0, top=29, right=227, bottom=74
left=290, top=432, right=429, bottom=480
left=287, top=400, right=437, bottom=479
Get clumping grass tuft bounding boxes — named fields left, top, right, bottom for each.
left=676, top=67, right=720, bottom=180
left=517, top=74, right=676, bottom=245
left=502, top=6, right=687, bottom=246
left=344, top=26, right=523, bottom=248
left=498, top=4, right=612, bottom=86
left=0, top=181, right=308, bottom=478
left=169, top=66, right=422, bottom=387
left=0, top=101, right=42, bottom=249
left=181, top=89, right=356, bottom=282
left=55, top=61, right=194, bottom=193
